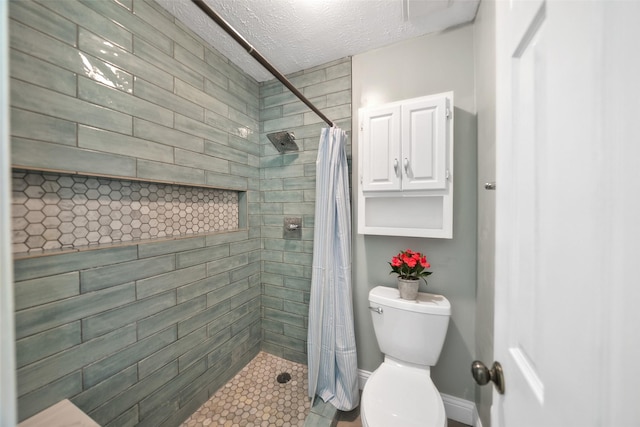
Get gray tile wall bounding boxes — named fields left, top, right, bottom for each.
left=10, top=0, right=261, bottom=425
left=13, top=234, right=261, bottom=425
left=10, top=0, right=259, bottom=190
left=258, top=58, right=352, bottom=364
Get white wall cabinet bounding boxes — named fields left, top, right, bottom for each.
left=358, top=92, right=453, bottom=238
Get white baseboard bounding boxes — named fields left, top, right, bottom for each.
left=358, top=369, right=478, bottom=426
left=357, top=369, right=371, bottom=390
left=441, top=393, right=475, bottom=425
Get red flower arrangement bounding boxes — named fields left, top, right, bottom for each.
left=389, top=249, right=433, bottom=284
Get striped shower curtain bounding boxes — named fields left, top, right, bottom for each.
left=307, top=127, right=359, bottom=411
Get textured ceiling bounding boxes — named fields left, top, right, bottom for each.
left=156, top=0, right=480, bottom=82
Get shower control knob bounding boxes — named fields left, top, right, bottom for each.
left=471, top=360, right=505, bottom=394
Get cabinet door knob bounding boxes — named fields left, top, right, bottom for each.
left=394, top=158, right=399, bottom=176
left=403, top=158, right=409, bottom=174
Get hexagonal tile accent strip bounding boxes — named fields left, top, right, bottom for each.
left=11, top=170, right=239, bottom=254
left=180, top=352, right=310, bottom=427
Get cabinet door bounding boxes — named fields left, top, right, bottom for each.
left=401, top=95, right=448, bottom=190
left=361, top=104, right=401, bottom=192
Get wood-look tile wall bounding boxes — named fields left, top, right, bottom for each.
left=258, top=58, right=352, bottom=364
left=10, top=0, right=260, bottom=424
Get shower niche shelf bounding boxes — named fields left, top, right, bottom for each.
left=11, top=169, right=245, bottom=255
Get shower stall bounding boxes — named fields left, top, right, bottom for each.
left=8, top=0, right=353, bottom=425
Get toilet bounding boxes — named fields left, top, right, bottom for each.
left=361, top=286, right=451, bottom=427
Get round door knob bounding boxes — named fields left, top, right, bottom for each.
left=471, top=361, right=491, bottom=385
left=471, top=360, right=505, bottom=394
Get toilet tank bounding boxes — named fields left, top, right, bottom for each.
left=369, top=286, right=451, bottom=367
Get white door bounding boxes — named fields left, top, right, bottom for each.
left=401, top=94, right=449, bottom=191
left=491, top=1, right=640, bottom=426
left=361, top=104, right=401, bottom=192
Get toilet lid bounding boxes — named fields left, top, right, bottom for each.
left=361, top=362, right=446, bottom=427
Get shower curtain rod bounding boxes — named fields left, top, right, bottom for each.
left=191, top=0, right=335, bottom=128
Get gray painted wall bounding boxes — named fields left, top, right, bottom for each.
left=473, top=1, right=497, bottom=425
left=351, top=24, right=478, bottom=401
left=258, top=58, right=352, bottom=364
left=10, top=0, right=261, bottom=424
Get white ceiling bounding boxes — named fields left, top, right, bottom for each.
left=156, top=0, right=480, bottom=82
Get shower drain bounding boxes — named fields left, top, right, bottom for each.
left=276, top=372, right=292, bottom=384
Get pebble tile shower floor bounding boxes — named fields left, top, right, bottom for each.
left=181, top=352, right=311, bottom=427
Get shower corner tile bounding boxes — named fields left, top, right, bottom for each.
left=304, top=411, right=336, bottom=427
left=309, top=398, right=339, bottom=422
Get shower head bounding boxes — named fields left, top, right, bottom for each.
left=267, top=131, right=298, bottom=153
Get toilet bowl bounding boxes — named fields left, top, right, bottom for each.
left=361, top=286, right=451, bottom=427
left=361, top=359, right=446, bottom=427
